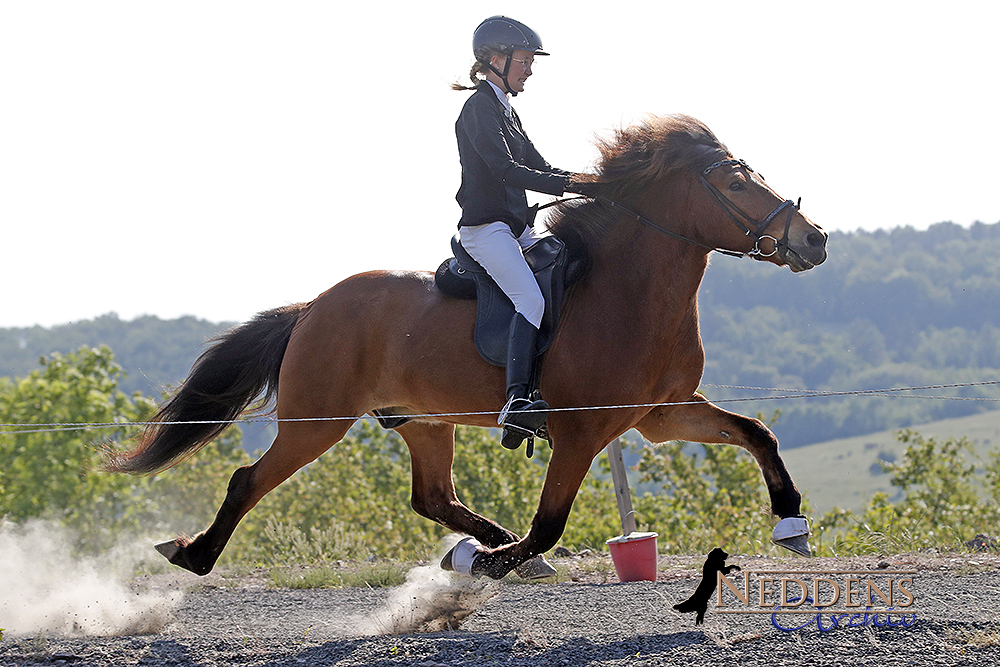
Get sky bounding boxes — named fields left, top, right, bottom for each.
left=2, top=1, right=998, bottom=329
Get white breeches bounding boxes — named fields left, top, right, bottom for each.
left=459, top=221, right=546, bottom=329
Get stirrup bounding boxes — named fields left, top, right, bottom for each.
left=502, top=426, right=536, bottom=456
left=498, top=396, right=549, bottom=428
left=499, top=397, right=548, bottom=453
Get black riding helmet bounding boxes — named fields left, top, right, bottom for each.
left=473, top=16, right=549, bottom=96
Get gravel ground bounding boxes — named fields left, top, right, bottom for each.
left=3, top=551, right=999, bottom=666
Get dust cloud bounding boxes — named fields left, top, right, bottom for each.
left=361, top=534, right=501, bottom=634
left=0, top=520, right=181, bottom=637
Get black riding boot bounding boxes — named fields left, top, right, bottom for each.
left=498, top=313, right=549, bottom=450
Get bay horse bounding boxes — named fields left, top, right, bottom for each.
left=106, top=114, right=828, bottom=579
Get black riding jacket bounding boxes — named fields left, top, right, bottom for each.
left=456, top=81, right=571, bottom=236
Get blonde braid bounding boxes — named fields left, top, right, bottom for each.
left=450, top=58, right=493, bottom=91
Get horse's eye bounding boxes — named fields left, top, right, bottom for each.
left=728, top=181, right=745, bottom=192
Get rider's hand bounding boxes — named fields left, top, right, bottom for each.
left=565, top=174, right=601, bottom=198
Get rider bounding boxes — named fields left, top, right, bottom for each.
left=452, top=16, right=591, bottom=451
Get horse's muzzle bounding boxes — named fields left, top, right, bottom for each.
left=785, top=229, right=828, bottom=272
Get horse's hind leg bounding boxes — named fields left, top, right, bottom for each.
left=155, top=462, right=256, bottom=575
left=157, top=420, right=353, bottom=575
left=398, top=421, right=518, bottom=548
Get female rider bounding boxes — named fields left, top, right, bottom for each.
left=452, top=16, right=591, bottom=451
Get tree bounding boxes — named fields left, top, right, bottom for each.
left=814, top=430, right=1000, bottom=553
left=0, top=346, right=249, bottom=554
left=0, top=347, right=153, bottom=525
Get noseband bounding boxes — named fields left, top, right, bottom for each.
left=698, top=158, right=801, bottom=261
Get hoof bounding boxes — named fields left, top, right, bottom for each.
left=439, top=537, right=483, bottom=575
left=772, top=516, right=812, bottom=556
left=514, top=555, right=558, bottom=580
left=155, top=539, right=182, bottom=562
left=155, top=537, right=214, bottom=575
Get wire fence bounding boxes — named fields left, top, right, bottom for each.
left=1, top=380, right=997, bottom=437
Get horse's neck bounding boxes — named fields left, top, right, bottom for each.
left=589, top=178, right=712, bottom=328
left=593, top=224, right=709, bottom=327
left=574, top=225, right=709, bottom=402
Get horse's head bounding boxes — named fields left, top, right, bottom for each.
left=696, top=157, right=827, bottom=272
left=551, top=114, right=827, bottom=272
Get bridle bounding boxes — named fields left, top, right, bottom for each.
left=697, top=158, right=801, bottom=261
left=571, top=158, right=802, bottom=261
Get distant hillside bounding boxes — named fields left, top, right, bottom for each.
left=782, top=410, right=1000, bottom=514
left=0, top=314, right=234, bottom=398
left=2, top=221, right=999, bottom=450
left=697, top=220, right=1000, bottom=447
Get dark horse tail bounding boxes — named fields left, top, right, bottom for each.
left=105, top=304, right=305, bottom=475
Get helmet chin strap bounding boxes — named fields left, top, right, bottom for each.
left=487, top=54, right=518, bottom=96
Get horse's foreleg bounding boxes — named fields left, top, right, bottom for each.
left=636, top=395, right=802, bottom=518
left=468, top=439, right=597, bottom=579
left=157, top=421, right=352, bottom=575
left=399, top=421, right=519, bottom=548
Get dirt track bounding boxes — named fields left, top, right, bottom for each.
left=2, top=552, right=999, bottom=666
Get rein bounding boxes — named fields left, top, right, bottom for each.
left=596, top=196, right=746, bottom=259
left=545, top=159, right=801, bottom=260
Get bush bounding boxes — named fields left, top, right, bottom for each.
left=5, top=349, right=998, bottom=568
left=230, top=423, right=618, bottom=562
left=814, top=430, right=1000, bottom=554
left=0, top=346, right=249, bottom=556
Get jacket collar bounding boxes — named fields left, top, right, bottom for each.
left=480, top=79, right=513, bottom=119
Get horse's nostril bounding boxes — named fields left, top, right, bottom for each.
left=807, top=231, right=826, bottom=248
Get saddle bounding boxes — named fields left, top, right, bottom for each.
left=372, top=233, right=585, bottom=434
left=435, top=233, right=583, bottom=366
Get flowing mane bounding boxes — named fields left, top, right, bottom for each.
left=546, top=114, right=730, bottom=251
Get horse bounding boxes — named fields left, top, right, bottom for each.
left=105, top=114, right=828, bottom=579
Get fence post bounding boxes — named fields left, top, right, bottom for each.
left=607, top=437, right=637, bottom=535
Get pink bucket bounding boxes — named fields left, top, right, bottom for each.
left=605, top=532, right=659, bottom=582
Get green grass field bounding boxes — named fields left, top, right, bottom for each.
left=782, top=410, right=1000, bottom=514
